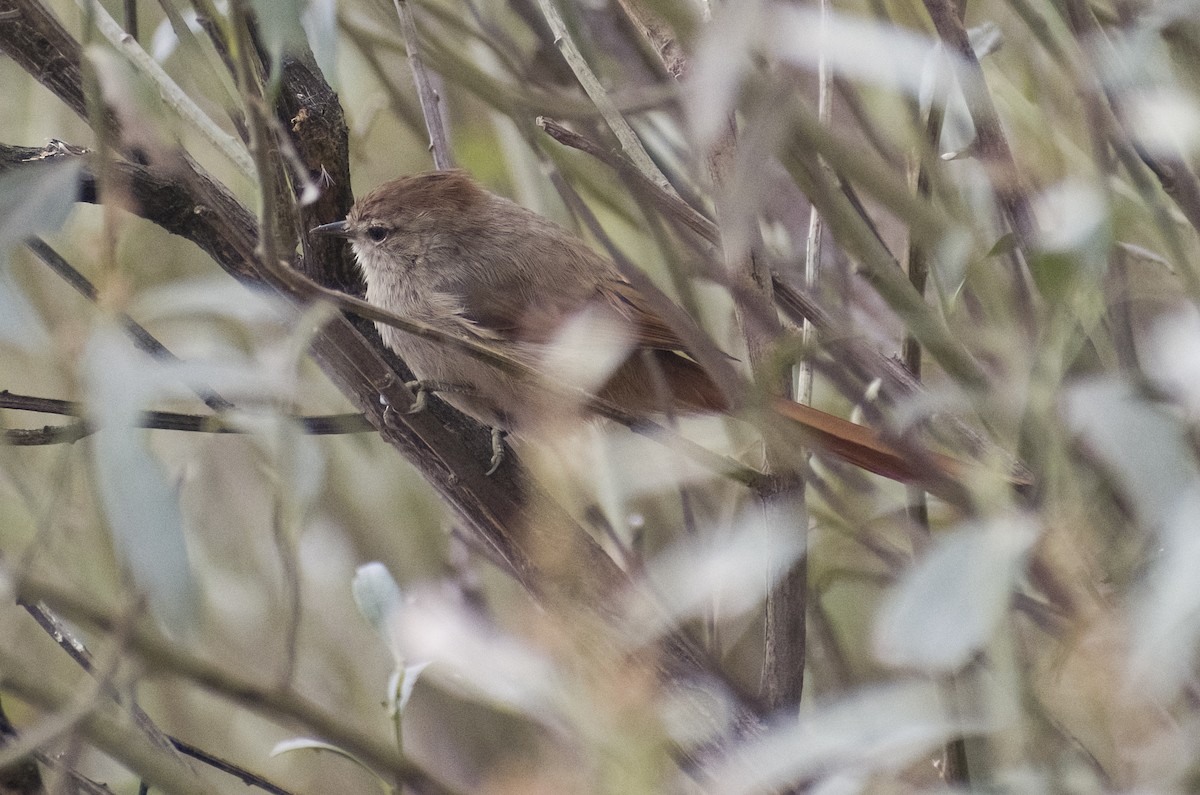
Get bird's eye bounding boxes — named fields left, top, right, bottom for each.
left=366, top=224, right=388, bottom=242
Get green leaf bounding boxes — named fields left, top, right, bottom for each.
left=0, top=158, right=82, bottom=349
left=84, top=326, right=199, bottom=630
left=270, top=738, right=388, bottom=786
left=874, top=515, right=1039, bottom=672
left=0, top=160, right=81, bottom=348
left=352, top=562, right=405, bottom=664
left=706, top=680, right=978, bottom=794
left=0, top=158, right=82, bottom=252
left=1028, top=181, right=1112, bottom=304
left=624, top=503, right=806, bottom=643
left=1064, top=378, right=1198, bottom=530
left=388, top=661, right=431, bottom=717
left=1129, top=486, right=1200, bottom=700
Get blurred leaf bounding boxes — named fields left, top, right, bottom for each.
left=1063, top=377, right=1198, bottom=530
left=930, top=228, right=974, bottom=301
left=659, top=679, right=738, bottom=750
left=150, top=9, right=193, bottom=62
left=1071, top=346, right=1200, bottom=699
left=251, top=0, right=308, bottom=70
left=270, top=738, right=385, bottom=783
left=86, top=45, right=178, bottom=163
left=1122, top=87, right=1200, bottom=158
left=0, top=158, right=82, bottom=252
left=352, top=561, right=407, bottom=666
left=131, top=278, right=292, bottom=326
left=395, top=590, right=566, bottom=723
left=784, top=10, right=936, bottom=89
left=0, top=157, right=79, bottom=347
left=986, top=232, right=1017, bottom=258
left=388, top=660, right=431, bottom=716
left=1029, top=251, right=1081, bottom=305
left=237, top=413, right=327, bottom=518
left=1028, top=181, right=1111, bottom=304
left=686, top=0, right=767, bottom=146
left=691, top=3, right=969, bottom=147
left=968, top=21, right=1003, bottom=57
left=83, top=325, right=199, bottom=630
left=281, top=419, right=326, bottom=507
left=874, top=515, right=1038, bottom=672
left=1128, top=486, right=1200, bottom=700
left=920, top=40, right=975, bottom=155
left=1144, top=307, right=1200, bottom=416
left=543, top=305, right=635, bottom=397
left=0, top=266, right=49, bottom=350
left=302, top=0, right=339, bottom=89
left=623, top=503, right=806, bottom=643
left=773, top=7, right=955, bottom=97
left=703, top=680, right=976, bottom=794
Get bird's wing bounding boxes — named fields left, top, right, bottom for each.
left=595, top=278, right=696, bottom=352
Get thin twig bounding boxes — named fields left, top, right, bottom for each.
left=26, top=237, right=236, bottom=414
left=74, top=0, right=254, bottom=178
left=780, top=144, right=989, bottom=389
left=920, top=0, right=1036, bottom=328
left=0, top=390, right=372, bottom=443
left=122, top=0, right=137, bottom=40
left=15, top=600, right=205, bottom=789
left=393, top=0, right=455, bottom=169
left=228, top=0, right=283, bottom=284
left=613, top=0, right=687, bottom=78
left=339, top=9, right=666, bottom=122
left=798, top=0, right=832, bottom=409
left=535, top=0, right=672, bottom=191
left=16, top=577, right=467, bottom=795
left=789, top=98, right=953, bottom=248
left=537, top=116, right=717, bottom=243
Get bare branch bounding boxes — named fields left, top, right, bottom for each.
left=537, top=115, right=717, bottom=244
left=393, top=0, right=455, bottom=169
left=535, top=0, right=672, bottom=191
left=0, top=390, right=372, bottom=444
left=13, top=579, right=462, bottom=795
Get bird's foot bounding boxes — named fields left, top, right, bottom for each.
left=404, top=380, right=441, bottom=414
left=486, top=427, right=507, bottom=475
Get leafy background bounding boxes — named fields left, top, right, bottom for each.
left=1, top=0, right=1199, bottom=793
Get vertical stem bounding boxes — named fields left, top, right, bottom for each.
left=394, top=0, right=455, bottom=170
left=123, top=0, right=138, bottom=40
left=798, top=0, right=831, bottom=408
left=907, top=0, right=972, bottom=782
left=705, top=116, right=809, bottom=712
left=227, top=0, right=277, bottom=272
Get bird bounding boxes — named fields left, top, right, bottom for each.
left=312, top=169, right=969, bottom=491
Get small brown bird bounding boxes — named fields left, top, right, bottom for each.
left=313, top=170, right=953, bottom=487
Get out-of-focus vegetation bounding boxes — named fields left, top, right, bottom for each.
left=2, top=0, right=1200, bottom=792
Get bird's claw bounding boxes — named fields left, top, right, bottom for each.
left=486, top=427, right=507, bottom=475
left=380, top=395, right=401, bottom=429
left=404, top=380, right=431, bottom=414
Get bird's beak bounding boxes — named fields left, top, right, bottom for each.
left=310, top=220, right=351, bottom=238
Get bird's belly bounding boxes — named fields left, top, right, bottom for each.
left=374, top=321, right=537, bottom=430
